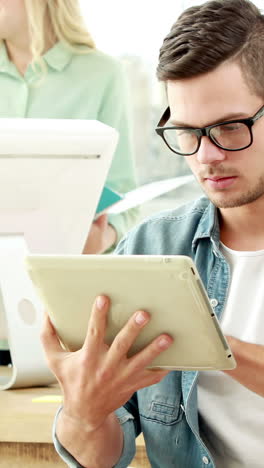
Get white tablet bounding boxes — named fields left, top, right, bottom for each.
left=26, top=255, right=236, bottom=371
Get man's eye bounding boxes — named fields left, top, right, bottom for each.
left=218, top=123, right=243, bottom=132
left=176, top=129, right=194, bottom=137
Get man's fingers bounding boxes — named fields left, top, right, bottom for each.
left=137, top=369, right=170, bottom=390
left=41, top=314, right=63, bottom=356
left=128, top=333, right=173, bottom=373
left=82, top=295, right=109, bottom=351
left=107, top=310, right=150, bottom=365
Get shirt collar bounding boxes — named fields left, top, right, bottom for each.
left=192, top=200, right=220, bottom=251
left=43, top=41, right=74, bottom=71
left=0, top=41, right=73, bottom=76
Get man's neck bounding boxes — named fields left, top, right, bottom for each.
left=219, top=203, right=264, bottom=251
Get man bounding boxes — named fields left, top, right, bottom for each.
left=42, top=0, right=264, bottom=466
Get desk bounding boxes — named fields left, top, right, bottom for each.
left=0, top=378, right=150, bottom=467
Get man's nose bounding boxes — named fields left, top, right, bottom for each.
left=196, top=136, right=226, bottom=164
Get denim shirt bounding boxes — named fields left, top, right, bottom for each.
left=53, top=196, right=230, bottom=468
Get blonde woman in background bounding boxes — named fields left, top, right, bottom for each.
left=0, top=0, right=138, bottom=364
left=0, top=0, right=138, bottom=252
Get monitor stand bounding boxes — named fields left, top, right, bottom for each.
left=0, top=234, right=56, bottom=390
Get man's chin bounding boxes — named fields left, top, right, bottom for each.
left=206, top=192, right=264, bottom=209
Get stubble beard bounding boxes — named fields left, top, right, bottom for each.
left=201, top=175, right=264, bottom=209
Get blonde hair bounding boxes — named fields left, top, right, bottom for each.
left=24, top=0, right=95, bottom=66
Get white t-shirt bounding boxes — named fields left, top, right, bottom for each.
left=198, top=245, right=264, bottom=467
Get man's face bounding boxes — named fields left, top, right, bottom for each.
left=167, top=61, right=264, bottom=209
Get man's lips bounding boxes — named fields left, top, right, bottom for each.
left=203, top=176, right=237, bottom=189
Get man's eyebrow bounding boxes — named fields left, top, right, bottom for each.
left=170, top=111, right=250, bottom=127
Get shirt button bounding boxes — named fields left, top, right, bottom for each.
left=210, top=298, right=218, bottom=307
left=202, top=456, right=209, bottom=464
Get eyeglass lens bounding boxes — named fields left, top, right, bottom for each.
left=163, top=122, right=251, bottom=155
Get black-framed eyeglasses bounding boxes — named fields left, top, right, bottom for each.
left=155, top=104, right=264, bottom=156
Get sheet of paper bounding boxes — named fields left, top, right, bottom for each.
left=108, top=175, right=194, bottom=214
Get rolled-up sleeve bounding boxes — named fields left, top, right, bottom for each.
left=53, top=407, right=85, bottom=467
left=52, top=405, right=137, bottom=468
left=113, top=406, right=137, bottom=468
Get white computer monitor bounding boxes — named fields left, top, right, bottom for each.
left=0, top=118, right=118, bottom=388
left=0, top=118, right=118, bottom=254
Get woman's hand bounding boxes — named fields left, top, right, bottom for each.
left=82, top=214, right=117, bottom=254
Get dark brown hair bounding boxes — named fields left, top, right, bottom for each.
left=157, top=0, right=264, bottom=98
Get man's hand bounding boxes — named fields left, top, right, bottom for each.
left=224, top=336, right=264, bottom=397
left=82, top=214, right=117, bottom=254
left=41, top=295, right=173, bottom=467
